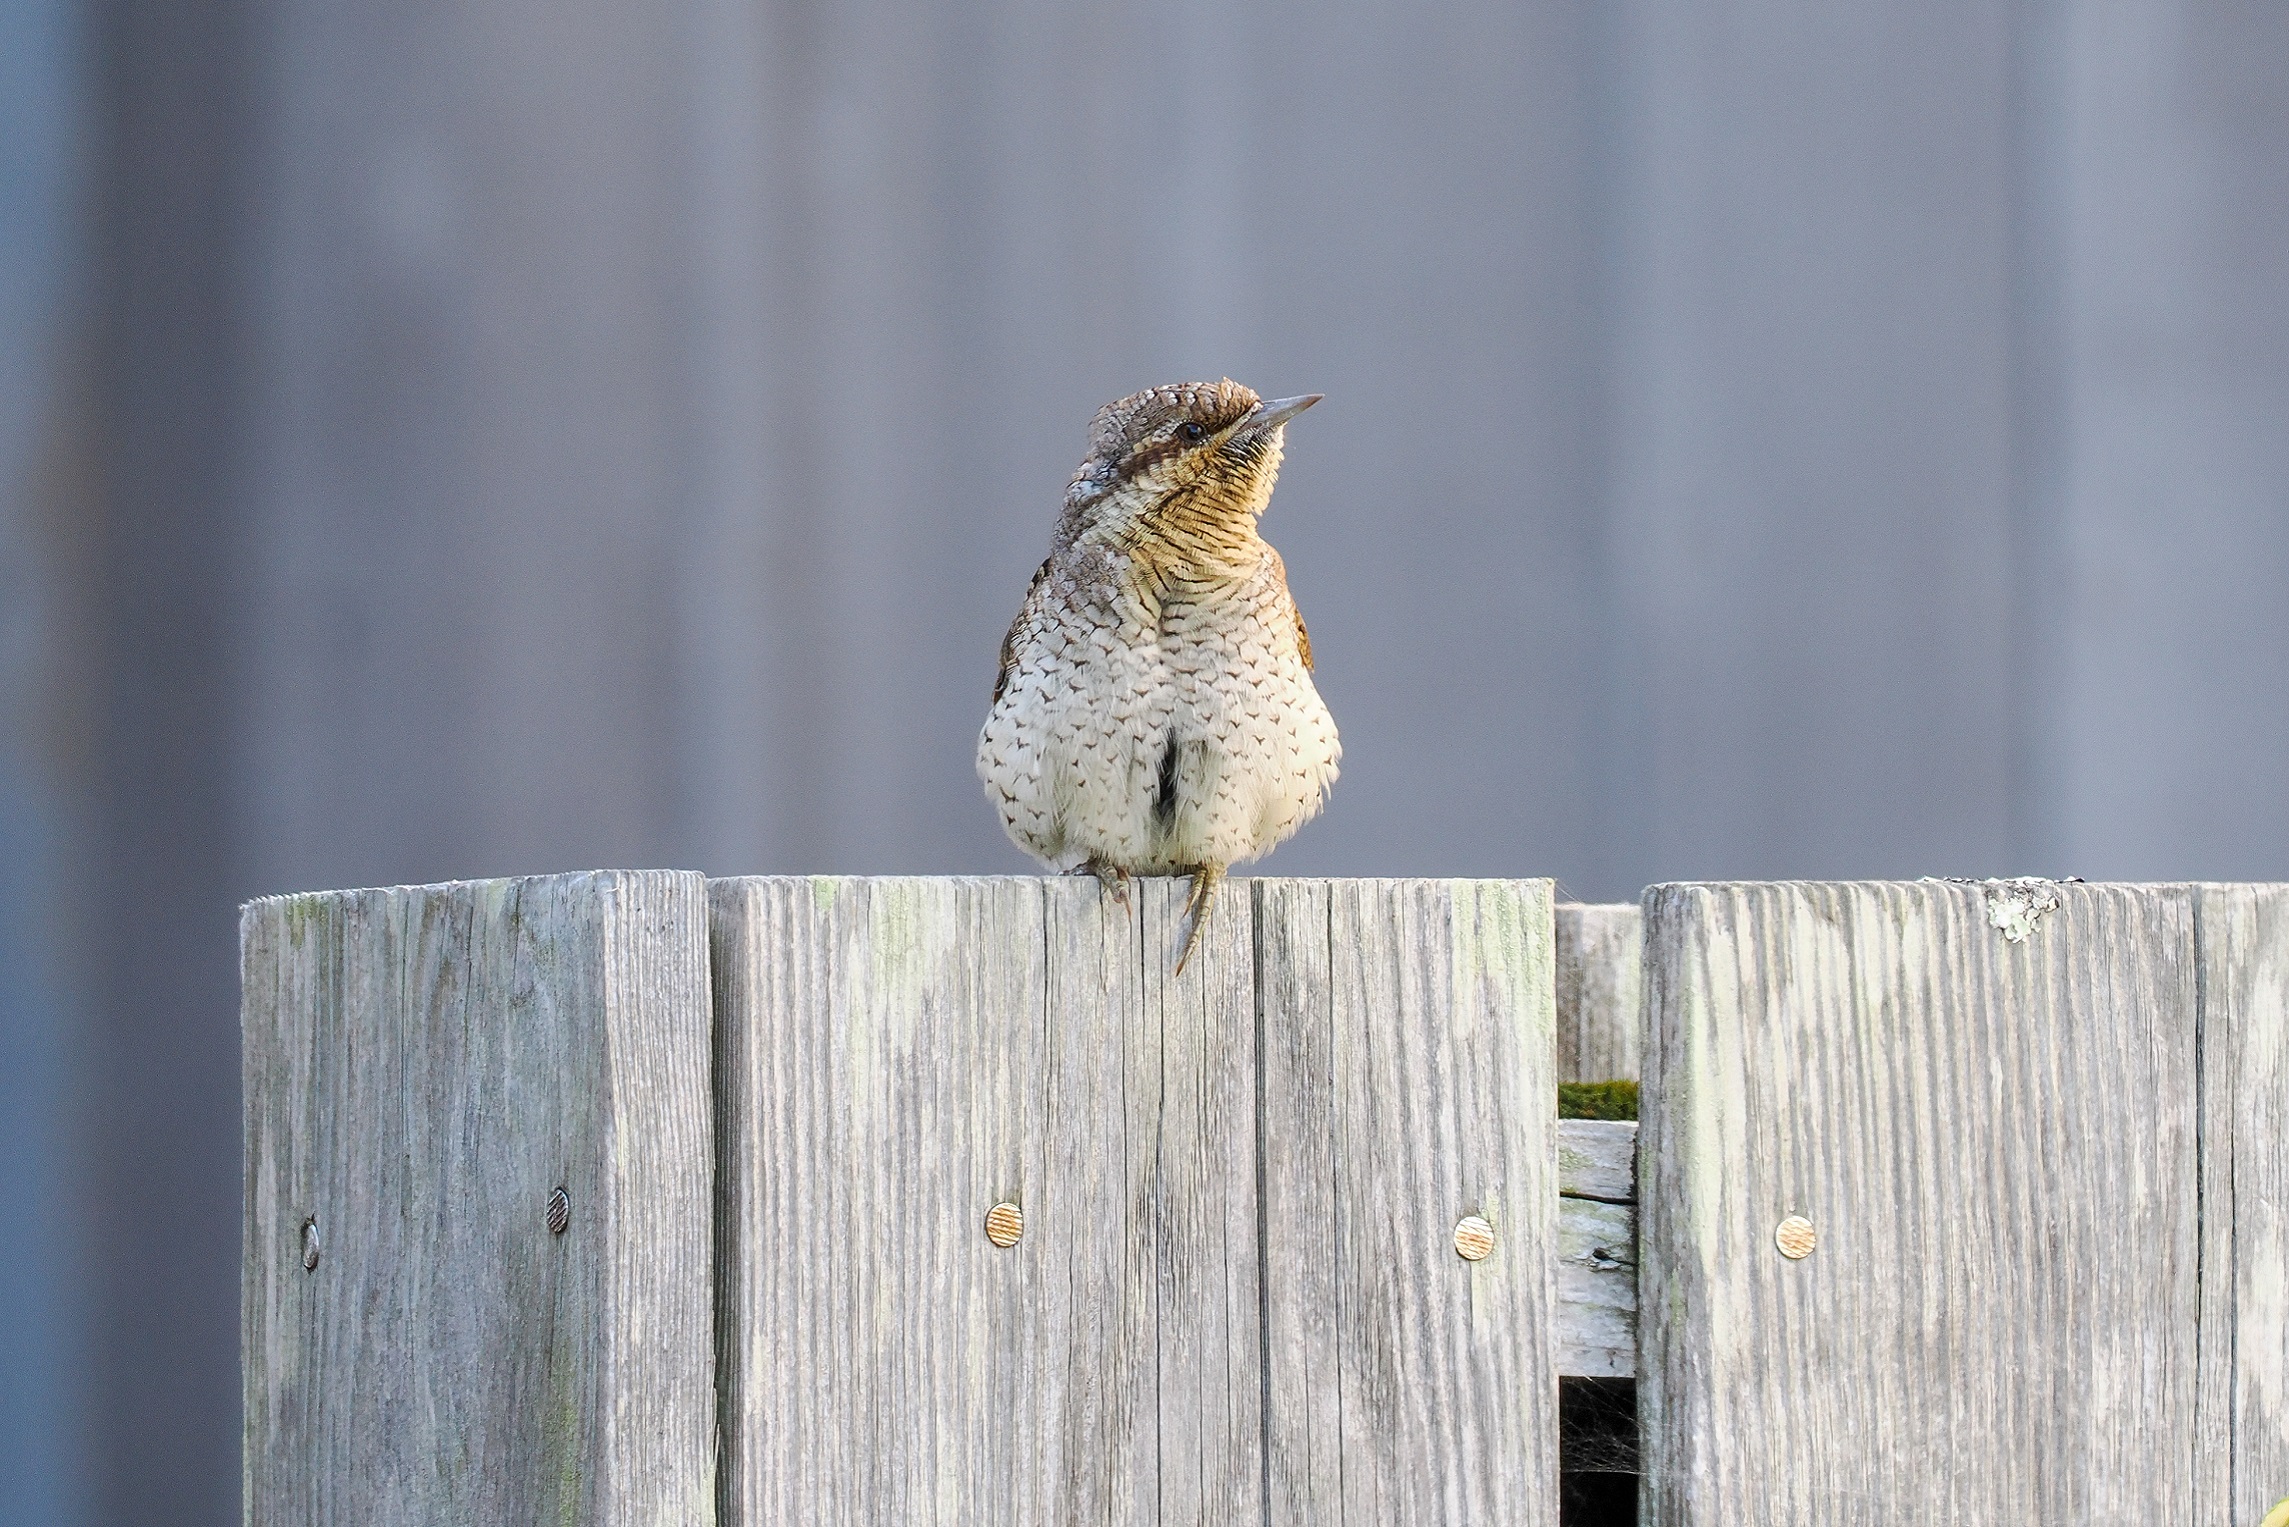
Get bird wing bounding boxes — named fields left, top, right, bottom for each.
left=994, top=557, right=1053, bottom=704
left=1269, top=549, right=1314, bottom=671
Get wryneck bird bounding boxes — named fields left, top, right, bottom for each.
left=977, top=379, right=1340, bottom=971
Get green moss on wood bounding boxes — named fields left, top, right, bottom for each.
left=1558, top=1079, right=1638, bottom=1120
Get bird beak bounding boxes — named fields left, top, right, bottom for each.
left=1236, top=393, right=1322, bottom=439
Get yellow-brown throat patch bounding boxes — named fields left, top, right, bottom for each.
left=1057, top=379, right=1293, bottom=582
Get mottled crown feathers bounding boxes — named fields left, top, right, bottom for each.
left=1088, top=379, right=1259, bottom=461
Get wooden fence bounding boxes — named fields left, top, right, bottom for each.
left=242, top=875, right=2287, bottom=1525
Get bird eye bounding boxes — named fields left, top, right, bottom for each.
left=1178, top=420, right=1206, bottom=444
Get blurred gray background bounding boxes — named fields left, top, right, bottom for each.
left=2, top=0, right=2284, bottom=1518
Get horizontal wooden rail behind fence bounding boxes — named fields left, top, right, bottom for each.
left=242, top=876, right=2288, bottom=1527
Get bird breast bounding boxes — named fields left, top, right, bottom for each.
left=976, top=545, right=1340, bottom=877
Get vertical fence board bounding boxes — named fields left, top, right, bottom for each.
left=2195, top=885, right=2289, bottom=1524
left=711, top=877, right=1054, bottom=1526
left=1639, top=881, right=2199, bottom=1526
left=711, top=875, right=1260, bottom=1527
left=1259, top=878, right=1558, bottom=1527
left=240, top=871, right=715, bottom=1526
left=1037, top=876, right=1155, bottom=1526
left=1555, top=903, right=1642, bottom=1082
left=1257, top=879, right=1339, bottom=1527
left=1137, top=878, right=1266, bottom=1525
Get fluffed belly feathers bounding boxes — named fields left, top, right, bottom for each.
left=976, top=597, right=1339, bottom=877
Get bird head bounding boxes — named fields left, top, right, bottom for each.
left=1058, top=380, right=1321, bottom=563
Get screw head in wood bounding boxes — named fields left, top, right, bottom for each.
left=547, top=1187, right=570, bottom=1236
left=984, top=1201, right=1024, bottom=1248
left=1453, top=1214, right=1496, bottom=1262
left=301, top=1218, right=321, bottom=1272
left=1775, top=1214, right=1816, bottom=1260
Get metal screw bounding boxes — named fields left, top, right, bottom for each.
left=1453, top=1214, right=1496, bottom=1262
left=984, top=1202, right=1024, bottom=1248
left=1775, top=1215, right=1816, bottom=1260
left=547, top=1187, right=570, bottom=1236
left=301, top=1218, right=321, bottom=1272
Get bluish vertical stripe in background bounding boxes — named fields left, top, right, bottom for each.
left=0, top=0, right=84, bottom=1521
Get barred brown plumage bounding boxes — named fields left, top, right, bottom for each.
left=976, top=380, right=1340, bottom=971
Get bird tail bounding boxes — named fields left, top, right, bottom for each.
left=1174, top=865, right=1225, bottom=976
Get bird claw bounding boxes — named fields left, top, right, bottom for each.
left=1075, top=858, right=1131, bottom=906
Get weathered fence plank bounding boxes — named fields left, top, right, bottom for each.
left=1555, top=903, right=1641, bottom=1082
left=718, top=875, right=1560, bottom=1525
left=1640, top=880, right=2200, bottom=1526
left=711, top=876, right=1262, bottom=1527
left=1257, top=878, right=1342, bottom=1525
left=2194, top=885, right=2289, bottom=1526
left=1259, top=879, right=1559, bottom=1527
left=1135, top=878, right=1266, bottom=1524
left=240, top=871, right=715, bottom=1526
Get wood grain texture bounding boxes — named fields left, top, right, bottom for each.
left=2194, top=886, right=2289, bottom=1525
left=1555, top=1198, right=1635, bottom=1380
left=1556, top=1119, right=1636, bottom=1204
left=1555, top=1120, right=1637, bottom=1380
left=710, top=875, right=1259, bottom=1527
left=1256, top=878, right=1340, bottom=1524
left=1640, top=881, right=2200, bottom=1526
left=1555, top=904, right=1642, bottom=1082
left=1258, top=878, right=1559, bottom=1527
left=241, top=871, right=716, bottom=1526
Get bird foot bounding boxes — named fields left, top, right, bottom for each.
left=1174, top=865, right=1225, bottom=975
left=1073, top=857, right=1131, bottom=906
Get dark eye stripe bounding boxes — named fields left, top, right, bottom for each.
left=1120, top=438, right=1187, bottom=478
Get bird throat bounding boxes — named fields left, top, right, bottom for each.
left=1123, top=473, right=1269, bottom=593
